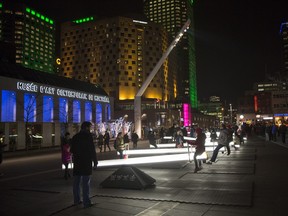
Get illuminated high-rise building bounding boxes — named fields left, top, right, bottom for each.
left=60, top=16, right=178, bottom=103
left=0, top=2, right=56, bottom=73
left=144, top=0, right=198, bottom=108
left=280, top=22, right=288, bottom=77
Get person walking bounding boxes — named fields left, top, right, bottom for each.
left=190, top=128, right=206, bottom=173
left=61, top=132, right=72, bottom=180
left=70, top=121, right=98, bottom=208
left=207, top=124, right=229, bottom=164
left=115, top=132, right=125, bottom=159
left=131, top=131, right=139, bottom=149
left=0, top=131, right=7, bottom=177
left=103, top=130, right=111, bottom=152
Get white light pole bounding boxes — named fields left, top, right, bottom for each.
left=134, top=19, right=191, bottom=138
left=229, top=104, right=233, bottom=124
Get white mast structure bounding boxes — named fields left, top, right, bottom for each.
left=134, top=19, right=191, bottom=138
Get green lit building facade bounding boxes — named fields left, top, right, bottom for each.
left=0, top=2, right=55, bottom=73
left=144, top=0, right=198, bottom=108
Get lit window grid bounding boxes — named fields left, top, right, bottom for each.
left=60, top=17, right=177, bottom=101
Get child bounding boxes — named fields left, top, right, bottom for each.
left=61, top=132, right=72, bottom=180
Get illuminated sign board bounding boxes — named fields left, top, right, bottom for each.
left=16, top=81, right=109, bottom=103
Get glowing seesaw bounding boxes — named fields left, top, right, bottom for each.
left=63, top=153, right=195, bottom=169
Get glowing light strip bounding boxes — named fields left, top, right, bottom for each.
left=62, top=154, right=190, bottom=169
left=120, top=148, right=189, bottom=155
left=99, top=154, right=189, bottom=167
left=132, top=20, right=148, bottom=24
left=73, top=16, right=94, bottom=24
left=25, top=7, right=54, bottom=24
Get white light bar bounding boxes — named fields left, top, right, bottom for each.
left=132, top=20, right=147, bottom=24
left=120, top=148, right=189, bottom=155
left=98, top=154, right=189, bottom=167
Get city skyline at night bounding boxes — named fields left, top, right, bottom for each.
left=3, top=0, right=288, bottom=104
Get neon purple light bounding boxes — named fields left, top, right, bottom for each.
left=183, top=103, right=189, bottom=126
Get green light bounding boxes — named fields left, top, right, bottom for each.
left=25, top=7, right=54, bottom=25
left=73, top=16, right=94, bottom=24
left=0, top=3, right=3, bottom=8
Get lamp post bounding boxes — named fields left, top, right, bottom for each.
left=229, top=104, right=233, bottom=124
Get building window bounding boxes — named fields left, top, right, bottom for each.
left=59, top=98, right=68, bottom=123
left=73, top=100, right=81, bottom=123
left=1, top=90, right=16, bottom=122
left=85, top=101, right=92, bottom=122
left=105, top=104, right=111, bottom=122
left=43, top=96, right=54, bottom=122
left=24, top=93, right=36, bottom=122
left=96, top=103, right=102, bottom=124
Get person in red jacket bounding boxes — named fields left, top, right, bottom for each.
left=61, top=132, right=72, bottom=180
left=190, top=128, right=206, bottom=173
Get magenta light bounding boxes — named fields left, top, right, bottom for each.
left=183, top=103, right=190, bottom=126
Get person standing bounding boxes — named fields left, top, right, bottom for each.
left=61, top=132, right=72, bottom=180
left=70, top=122, right=98, bottom=208
left=190, top=128, right=206, bottom=173
left=148, top=130, right=158, bottom=148
left=131, top=131, right=139, bottom=149
left=271, top=124, right=278, bottom=141
left=0, top=131, right=7, bottom=177
left=279, top=123, right=287, bottom=144
left=207, top=124, right=229, bottom=164
left=175, top=130, right=184, bottom=148
left=97, top=132, right=104, bottom=153
left=123, top=133, right=130, bottom=146
left=103, top=130, right=111, bottom=152
left=115, top=132, right=125, bottom=159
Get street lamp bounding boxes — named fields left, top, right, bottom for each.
left=229, top=104, right=233, bottom=124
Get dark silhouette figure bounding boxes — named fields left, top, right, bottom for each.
left=70, top=122, right=98, bottom=208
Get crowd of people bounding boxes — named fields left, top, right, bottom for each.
left=1, top=119, right=285, bottom=208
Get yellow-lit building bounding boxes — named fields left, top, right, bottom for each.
left=60, top=16, right=178, bottom=104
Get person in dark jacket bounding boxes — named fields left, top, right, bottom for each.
left=148, top=131, right=158, bottom=148
left=190, top=128, right=206, bottom=173
left=103, top=130, right=111, bottom=152
left=131, top=131, right=139, bottom=149
left=70, top=122, right=98, bottom=208
left=0, top=131, right=7, bottom=177
left=279, top=124, right=287, bottom=144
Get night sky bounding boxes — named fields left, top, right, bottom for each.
left=7, top=0, right=288, bottom=104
